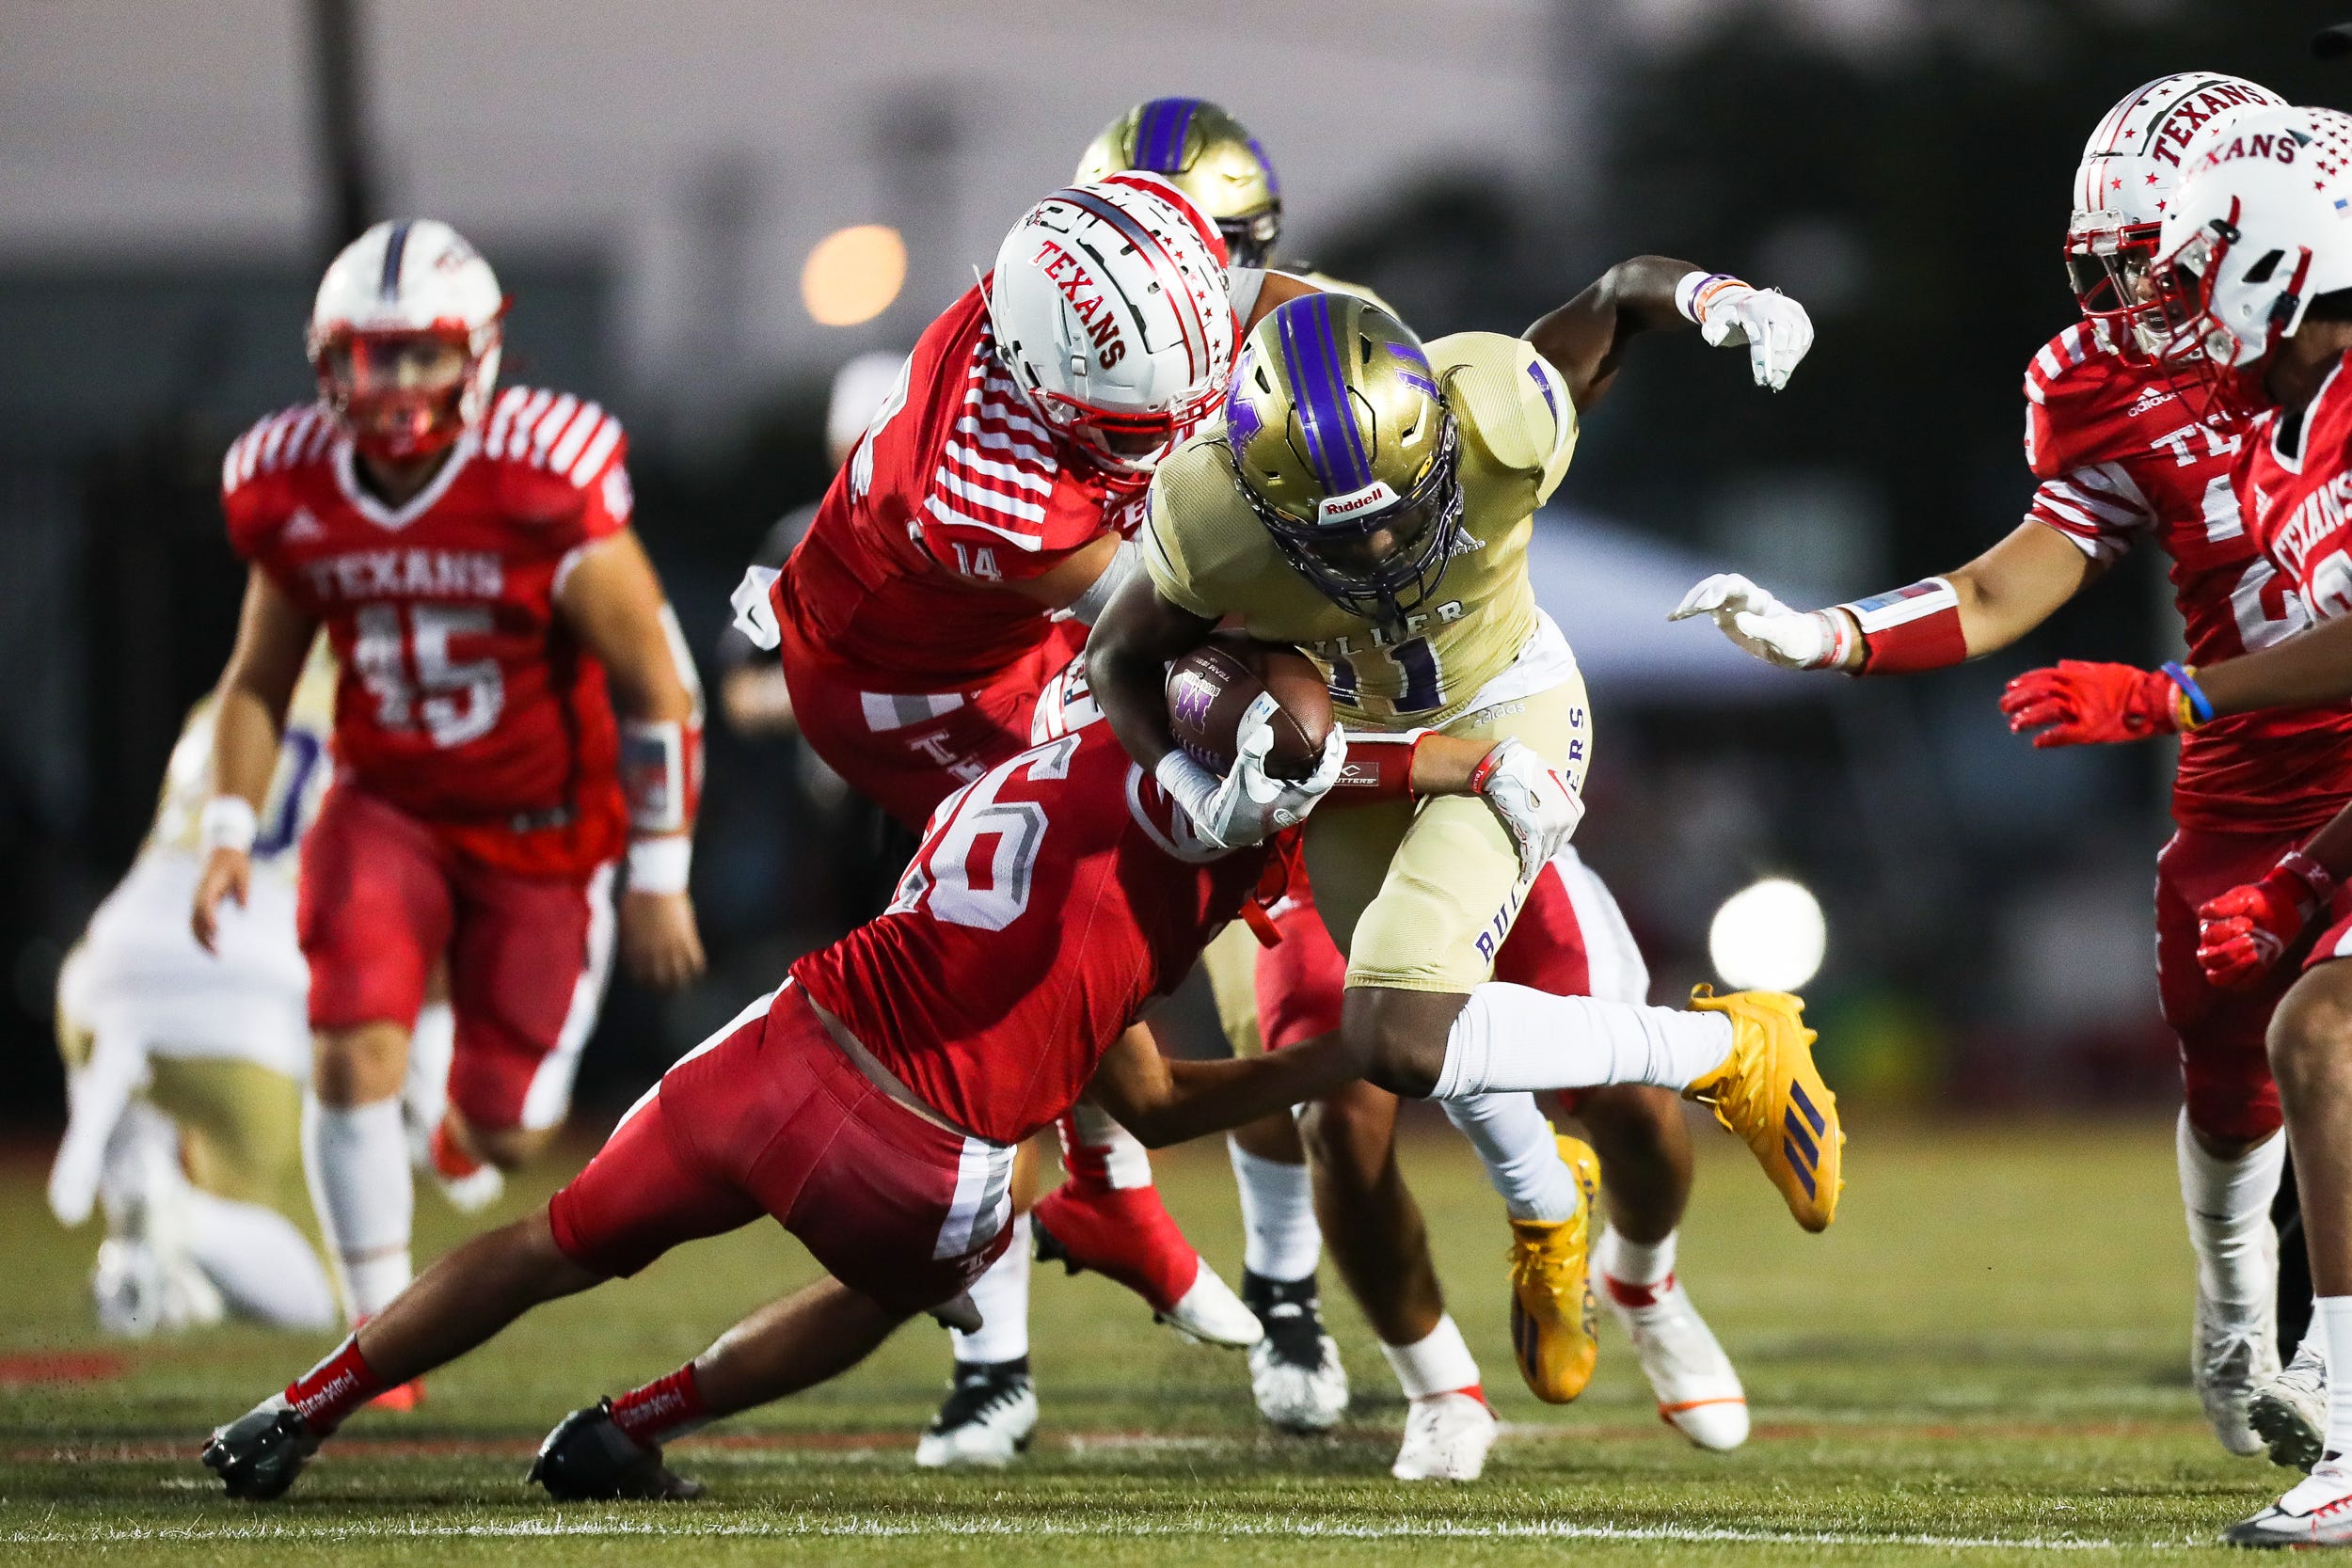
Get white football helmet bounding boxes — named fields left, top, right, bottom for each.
left=2066, top=72, right=2284, bottom=355
left=986, top=174, right=1235, bottom=486
left=307, top=218, right=506, bottom=462
left=2152, top=104, right=2352, bottom=418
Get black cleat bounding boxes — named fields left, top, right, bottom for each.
left=529, top=1401, right=706, bottom=1501
left=1241, top=1271, right=1349, bottom=1433
left=201, top=1398, right=321, bottom=1501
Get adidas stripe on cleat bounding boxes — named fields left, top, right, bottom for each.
left=1682, top=988, right=1843, bottom=1231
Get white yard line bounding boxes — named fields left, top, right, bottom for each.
left=0, top=1515, right=2160, bottom=1551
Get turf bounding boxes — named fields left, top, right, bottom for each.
left=0, top=1116, right=2297, bottom=1564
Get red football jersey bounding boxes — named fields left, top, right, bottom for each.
left=2241, top=355, right=2352, bottom=680
left=772, top=283, right=1151, bottom=692
left=791, top=719, right=1265, bottom=1146
left=2024, top=323, right=2352, bottom=834
left=221, top=389, right=633, bottom=876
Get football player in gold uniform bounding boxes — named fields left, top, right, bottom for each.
left=1088, top=278, right=1846, bottom=1472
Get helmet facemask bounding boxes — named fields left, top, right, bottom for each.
left=1245, top=410, right=1465, bottom=626
left=1017, top=371, right=1228, bottom=489
left=2063, top=217, right=2167, bottom=360
left=310, top=321, right=500, bottom=464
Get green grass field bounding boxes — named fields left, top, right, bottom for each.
left=0, top=1115, right=2298, bottom=1565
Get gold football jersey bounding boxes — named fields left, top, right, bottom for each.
left=1144, top=330, right=1576, bottom=728
left=149, top=638, right=337, bottom=873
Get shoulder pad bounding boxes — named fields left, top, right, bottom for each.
left=2021, top=325, right=2178, bottom=478
left=221, top=404, right=335, bottom=498
left=481, top=387, right=626, bottom=489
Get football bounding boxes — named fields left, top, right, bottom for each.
left=1166, top=634, right=1334, bottom=781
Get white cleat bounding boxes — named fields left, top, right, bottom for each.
left=2223, top=1459, right=2352, bottom=1546
left=1603, top=1269, right=1748, bottom=1450
left=914, top=1361, right=1038, bottom=1469
left=2251, top=1340, right=2328, bottom=1474
left=432, top=1162, right=505, bottom=1215
left=1390, top=1391, right=1497, bottom=1481
left=1156, top=1262, right=1263, bottom=1351
left=2197, top=1291, right=2280, bottom=1459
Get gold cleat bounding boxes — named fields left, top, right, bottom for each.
left=1506, top=1134, right=1601, bottom=1403
left=1682, top=987, right=1843, bottom=1232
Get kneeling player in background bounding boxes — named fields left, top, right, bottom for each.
left=204, top=680, right=1836, bottom=1502
left=50, top=649, right=343, bottom=1336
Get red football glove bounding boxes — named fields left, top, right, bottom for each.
left=1999, top=660, right=2182, bottom=748
left=2196, top=855, right=2331, bottom=990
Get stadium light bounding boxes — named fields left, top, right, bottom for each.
left=1708, top=877, right=1827, bottom=991
left=802, top=224, right=906, bottom=326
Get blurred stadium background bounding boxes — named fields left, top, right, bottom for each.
left=6, top=0, right=2350, bottom=1135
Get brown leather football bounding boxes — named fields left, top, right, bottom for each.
left=1166, top=634, right=1334, bottom=782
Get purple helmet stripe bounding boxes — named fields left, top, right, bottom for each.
left=379, top=220, right=413, bottom=301
left=1277, top=296, right=1369, bottom=496
left=1135, top=98, right=1197, bottom=173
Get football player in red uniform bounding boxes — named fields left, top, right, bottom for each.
left=731, top=175, right=1325, bottom=1435
left=200, top=689, right=1830, bottom=1504
left=1997, top=104, right=2352, bottom=1544
left=1083, top=98, right=1748, bottom=1474
left=1670, top=74, right=2328, bottom=1463
left=190, top=220, right=707, bottom=1399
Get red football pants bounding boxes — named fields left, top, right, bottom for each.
left=548, top=982, right=1017, bottom=1312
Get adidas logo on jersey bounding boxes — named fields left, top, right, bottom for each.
left=2125, top=384, right=2178, bottom=419
left=283, top=507, right=326, bottom=542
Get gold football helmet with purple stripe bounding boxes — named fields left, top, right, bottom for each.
left=1224, top=293, right=1462, bottom=625
left=1077, top=98, right=1281, bottom=268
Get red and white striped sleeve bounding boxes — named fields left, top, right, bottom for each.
left=486, top=387, right=632, bottom=537
left=2026, top=460, right=2155, bottom=564
left=914, top=348, right=1096, bottom=582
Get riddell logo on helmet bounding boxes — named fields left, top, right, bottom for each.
left=1031, top=240, right=1127, bottom=368
left=1317, top=482, right=1401, bottom=521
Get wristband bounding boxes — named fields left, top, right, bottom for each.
left=1839, top=578, right=1967, bottom=675
left=1820, top=610, right=1858, bottom=671
left=1468, top=739, right=1513, bottom=796
left=1674, top=271, right=1748, bottom=324
left=621, top=718, right=704, bottom=834
left=2161, top=661, right=2214, bottom=731
left=1330, top=728, right=1428, bottom=802
left=2279, top=848, right=2336, bottom=913
left=199, top=797, right=259, bottom=855
left=627, top=835, right=693, bottom=895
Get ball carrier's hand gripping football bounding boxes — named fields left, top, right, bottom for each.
left=1155, top=701, right=1347, bottom=849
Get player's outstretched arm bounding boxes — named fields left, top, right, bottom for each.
left=1084, top=1022, right=1366, bottom=1148
left=193, top=568, right=316, bottom=952
left=556, top=531, right=707, bottom=989
left=1672, top=521, right=2094, bottom=674
left=1526, top=256, right=1813, bottom=409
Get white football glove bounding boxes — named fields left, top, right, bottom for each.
left=1473, top=738, right=1585, bottom=882
left=1695, top=287, right=1814, bottom=392
left=1156, top=698, right=1349, bottom=850
left=1668, top=573, right=1842, bottom=671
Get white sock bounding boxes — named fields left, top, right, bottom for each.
left=949, top=1213, right=1031, bottom=1365
left=2321, top=1296, right=2352, bottom=1460
left=1442, top=1093, right=1576, bottom=1223
left=1379, top=1313, right=1481, bottom=1400
left=2300, top=1298, right=2329, bottom=1369
left=1431, top=983, right=1733, bottom=1100
left=183, top=1186, right=337, bottom=1330
left=1228, top=1137, right=1322, bottom=1280
left=1599, top=1227, right=1677, bottom=1288
left=302, top=1094, right=414, bottom=1323
left=402, top=1002, right=457, bottom=1154
left=2176, top=1113, right=2283, bottom=1307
